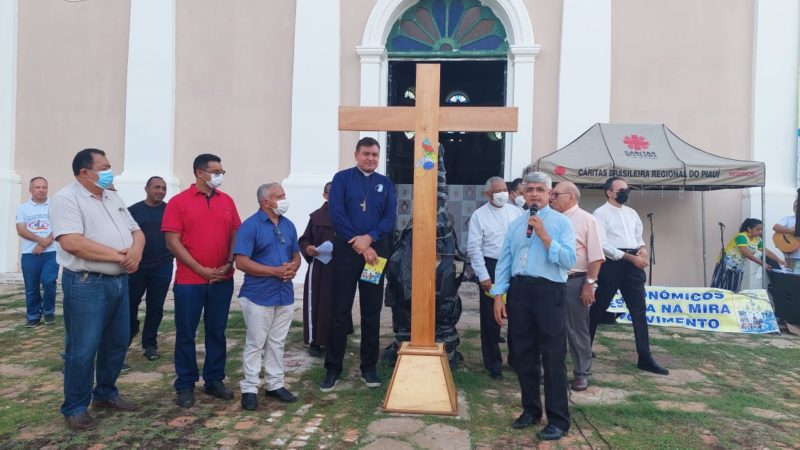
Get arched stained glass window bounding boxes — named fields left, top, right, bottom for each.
left=387, top=0, right=508, bottom=58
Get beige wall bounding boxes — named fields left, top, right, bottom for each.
left=174, top=0, right=296, bottom=217
left=10, top=0, right=761, bottom=286
left=336, top=0, right=565, bottom=172
left=527, top=0, right=562, bottom=161
left=610, top=0, right=756, bottom=286
left=15, top=0, right=131, bottom=197
left=339, top=0, right=374, bottom=171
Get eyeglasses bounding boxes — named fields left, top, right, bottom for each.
left=550, top=191, right=571, bottom=198
left=203, top=169, right=226, bottom=176
left=273, top=225, right=285, bottom=245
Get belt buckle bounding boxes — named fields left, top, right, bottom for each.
left=81, top=271, right=90, bottom=282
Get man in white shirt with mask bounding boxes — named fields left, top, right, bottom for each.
left=507, top=178, right=527, bottom=210
left=591, top=177, right=668, bottom=375
left=467, top=176, right=523, bottom=379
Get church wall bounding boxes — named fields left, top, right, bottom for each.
left=14, top=0, right=131, bottom=196
left=526, top=0, right=563, bottom=163
left=174, top=0, right=296, bottom=215
left=339, top=0, right=374, bottom=172
left=610, top=0, right=756, bottom=286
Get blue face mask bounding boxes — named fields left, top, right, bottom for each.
left=93, top=169, right=114, bottom=190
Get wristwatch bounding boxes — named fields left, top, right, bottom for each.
left=585, top=278, right=597, bottom=286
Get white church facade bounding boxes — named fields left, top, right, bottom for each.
left=0, top=0, right=798, bottom=287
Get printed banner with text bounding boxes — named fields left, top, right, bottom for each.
left=607, top=287, right=778, bottom=334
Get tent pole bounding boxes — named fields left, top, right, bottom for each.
left=701, top=191, right=707, bottom=286
left=761, top=186, right=766, bottom=288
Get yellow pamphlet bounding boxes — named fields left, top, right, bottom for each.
left=360, top=257, right=388, bottom=284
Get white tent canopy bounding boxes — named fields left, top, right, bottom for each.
left=533, top=123, right=767, bottom=286
left=533, top=123, right=765, bottom=190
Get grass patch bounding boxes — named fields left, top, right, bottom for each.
left=0, top=285, right=798, bottom=448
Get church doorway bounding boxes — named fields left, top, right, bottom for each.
left=386, top=60, right=507, bottom=185
left=387, top=59, right=509, bottom=252
left=382, top=0, right=513, bottom=252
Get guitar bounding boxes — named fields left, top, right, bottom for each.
left=773, top=232, right=800, bottom=253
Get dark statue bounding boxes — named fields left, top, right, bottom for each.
left=382, top=143, right=465, bottom=369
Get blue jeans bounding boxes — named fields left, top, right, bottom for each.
left=21, top=252, right=58, bottom=321
left=173, top=279, right=233, bottom=391
left=128, top=262, right=173, bottom=349
left=60, top=269, right=130, bottom=417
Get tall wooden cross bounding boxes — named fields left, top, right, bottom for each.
left=339, top=64, right=518, bottom=415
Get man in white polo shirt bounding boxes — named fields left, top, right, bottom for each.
left=15, top=177, right=58, bottom=328
left=50, top=148, right=144, bottom=431
left=467, top=176, right=523, bottom=380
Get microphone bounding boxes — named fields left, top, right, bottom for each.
left=526, top=204, right=540, bottom=238
left=646, top=212, right=654, bottom=218
left=718, top=222, right=725, bottom=228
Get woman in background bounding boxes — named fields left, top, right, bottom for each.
left=711, top=218, right=784, bottom=292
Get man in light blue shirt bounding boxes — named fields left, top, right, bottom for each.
left=491, top=171, right=576, bottom=441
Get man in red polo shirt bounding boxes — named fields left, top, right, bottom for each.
left=162, top=154, right=241, bottom=408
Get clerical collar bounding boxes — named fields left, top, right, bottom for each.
left=357, top=168, right=374, bottom=177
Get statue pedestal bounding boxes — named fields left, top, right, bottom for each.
left=381, top=342, right=457, bottom=415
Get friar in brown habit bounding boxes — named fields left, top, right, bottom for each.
left=298, top=182, right=352, bottom=356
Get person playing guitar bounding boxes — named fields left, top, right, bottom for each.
left=772, top=199, right=799, bottom=272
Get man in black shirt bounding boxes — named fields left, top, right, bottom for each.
left=127, top=176, right=174, bottom=361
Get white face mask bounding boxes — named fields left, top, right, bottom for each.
left=204, top=172, right=224, bottom=189
left=491, top=192, right=509, bottom=207
left=273, top=199, right=290, bottom=216
left=514, top=195, right=526, bottom=208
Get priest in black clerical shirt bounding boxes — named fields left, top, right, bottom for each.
left=319, top=137, right=397, bottom=393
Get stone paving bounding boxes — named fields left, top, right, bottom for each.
left=1, top=271, right=800, bottom=449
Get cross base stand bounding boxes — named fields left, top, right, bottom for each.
left=381, top=342, right=458, bottom=415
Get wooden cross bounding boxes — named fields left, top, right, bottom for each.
left=339, top=64, right=518, bottom=414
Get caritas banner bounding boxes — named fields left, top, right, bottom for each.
left=607, top=287, right=778, bottom=334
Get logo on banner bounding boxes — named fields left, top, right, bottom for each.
left=554, top=165, right=567, bottom=176
left=623, top=135, right=657, bottom=159
left=728, top=169, right=757, bottom=178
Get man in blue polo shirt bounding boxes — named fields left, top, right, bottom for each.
left=234, top=182, right=301, bottom=411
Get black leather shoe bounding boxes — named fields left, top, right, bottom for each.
left=307, top=344, right=322, bottom=357
left=265, top=387, right=297, bottom=403
left=512, top=411, right=539, bottom=429
left=176, top=389, right=194, bottom=408
left=637, top=358, right=669, bottom=375
left=241, top=393, right=258, bottom=411
left=143, top=347, right=160, bottom=361
left=570, top=376, right=589, bottom=391
left=361, top=370, right=381, bottom=388
left=319, top=371, right=339, bottom=392
left=204, top=380, right=234, bottom=400
left=92, top=396, right=137, bottom=411
left=489, top=370, right=503, bottom=381
left=537, top=424, right=567, bottom=441
left=64, top=412, right=97, bottom=431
